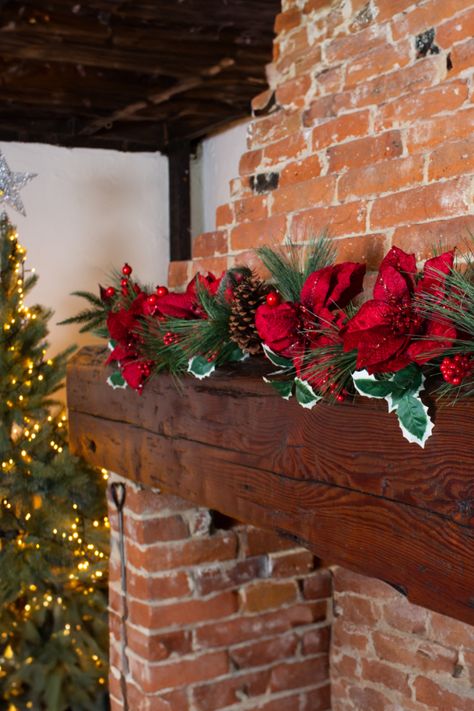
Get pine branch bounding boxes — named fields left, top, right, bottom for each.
left=256, top=235, right=335, bottom=301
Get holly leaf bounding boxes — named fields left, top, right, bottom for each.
left=188, top=355, right=216, bottom=380
left=227, top=346, right=249, bottom=363
left=262, top=344, right=293, bottom=370
left=106, top=371, right=127, bottom=389
left=353, top=370, right=402, bottom=399
left=107, top=339, right=117, bottom=352
left=391, top=363, right=423, bottom=393
left=263, top=377, right=293, bottom=400
left=395, top=394, right=434, bottom=448
left=295, top=377, right=321, bottom=409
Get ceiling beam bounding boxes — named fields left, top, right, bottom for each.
left=79, top=57, right=236, bottom=137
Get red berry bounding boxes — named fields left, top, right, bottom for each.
left=121, top=278, right=128, bottom=288
left=147, top=294, right=158, bottom=306
left=105, top=286, right=116, bottom=298
left=156, top=286, right=169, bottom=298
left=336, top=394, right=345, bottom=403
left=266, top=291, right=281, bottom=307
left=122, top=263, right=132, bottom=276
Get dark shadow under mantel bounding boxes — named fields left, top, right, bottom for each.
left=67, top=346, right=474, bottom=626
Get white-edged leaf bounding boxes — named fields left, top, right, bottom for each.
left=263, top=376, right=293, bottom=400
left=107, top=370, right=127, bottom=390
left=392, top=363, right=424, bottom=394
left=262, top=344, right=293, bottom=369
left=295, top=377, right=321, bottom=410
left=227, top=346, right=249, bottom=363
left=108, top=339, right=117, bottom=351
left=395, top=394, right=434, bottom=448
left=188, top=355, right=216, bottom=380
left=353, top=370, right=399, bottom=399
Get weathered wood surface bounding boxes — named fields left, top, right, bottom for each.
left=67, top=346, right=474, bottom=625
left=0, top=0, right=279, bottom=151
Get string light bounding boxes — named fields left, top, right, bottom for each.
left=0, top=223, right=109, bottom=703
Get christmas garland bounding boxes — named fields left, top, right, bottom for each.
left=64, top=239, right=474, bottom=448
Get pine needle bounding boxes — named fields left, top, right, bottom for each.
left=256, top=235, right=335, bottom=302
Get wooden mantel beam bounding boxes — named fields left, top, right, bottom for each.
left=67, top=346, right=474, bottom=626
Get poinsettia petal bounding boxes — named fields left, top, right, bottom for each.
left=186, top=272, right=217, bottom=297
left=327, top=262, right=366, bottom=309
left=106, top=343, right=135, bottom=364
left=343, top=300, right=414, bottom=371
left=106, top=308, right=137, bottom=342
left=374, top=264, right=413, bottom=303
left=300, top=267, right=333, bottom=314
left=343, top=300, right=393, bottom=347
left=156, top=292, right=198, bottom=319
left=367, top=349, right=413, bottom=374
left=417, top=250, right=454, bottom=297
left=121, top=361, right=145, bottom=391
left=407, top=319, right=457, bottom=364
left=355, top=328, right=409, bottom=370
left=374, top=246, right=416, bottom=301
left=255, top=301, right=300, bottom=356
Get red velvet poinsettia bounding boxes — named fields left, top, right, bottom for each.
left=406, top=251, right=457, bottom=364
left=255, top=262, right=366, bottom=358
left=300, top=262, right=366, bottom=345
left=255, top=301, right=300, bottom=356
left=343, top=247, right=456, bottom=373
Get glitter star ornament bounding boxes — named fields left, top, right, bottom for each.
left=0, top=150, right=37, bottom=216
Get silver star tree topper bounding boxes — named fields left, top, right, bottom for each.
left=0, top=150, right=37, bottom=216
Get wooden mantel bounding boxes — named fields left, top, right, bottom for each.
left=67, top=346, right=474, bottom=626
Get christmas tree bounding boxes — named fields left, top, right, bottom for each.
left=0, top=213, right=109, bottom=710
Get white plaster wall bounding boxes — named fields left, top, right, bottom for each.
left=0, top=142, right=169, bottom=357
left=191, top=119, right=250, bottom=236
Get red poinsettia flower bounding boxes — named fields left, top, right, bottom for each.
left=255, top=262, right=366, bottom=358
left=300, top=262, right=366, bottom=346
left=107, top=292, right=147, bottom=342
left=343, top=247, right=456, bottom=373
left=300, top=262, right=366, bottom=321
left=406, top=251, right=456, bottom=364
left=120, top=359, right=152, bottom=392
left=255, top=301, right=300, bottom=356
left=154, top=272, right=220, bottom=319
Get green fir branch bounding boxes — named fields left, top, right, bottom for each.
left=256, top=235, right=335, bottom=302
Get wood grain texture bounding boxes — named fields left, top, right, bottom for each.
left=67, top=346, right=474, bottom=624
left=0, top=0, right=279, bottom=151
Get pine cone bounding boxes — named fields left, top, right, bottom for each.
left=228, top=274, right=269, bottom=354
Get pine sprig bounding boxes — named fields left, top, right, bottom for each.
left=413, top=256, right=474, bottom=400
left=256, top=236, right=335, bottom=302
left=302, top=341, right=358, bottom=400
left=139, top=283, right=234, bottom=376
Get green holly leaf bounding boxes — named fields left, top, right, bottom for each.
left=106, top=370, right=127, bottom=389
left=395, top=394, right=434, bottom=448
left=227, top=345, right=249, bottom=363
left=295, top=377, right=321, bottom=410
left=188, top=355, right=216, bottom=380
left=392, top=363, right=423, bottom=393
left=353, top=370, right=402, bottom=399
left=107, top=339, right=117, bottom=351
left=263, top=377, right=293, bottom=400
left=262, top=344, right=293, bottom=370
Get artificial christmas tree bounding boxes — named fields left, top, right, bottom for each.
left=0, top=213, right=109, bottom=710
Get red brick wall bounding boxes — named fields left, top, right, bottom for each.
left=331, top=568, right=474, bottom=710
left=108, top=474, right=332, bottom=710
left=169, top=0, right=474, bottom=291
left=154, top=1, right=474, bottom=709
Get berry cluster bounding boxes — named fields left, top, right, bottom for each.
left=163, top=331, right=180, bottom=347
left=440, top=354, right=473, bottom=386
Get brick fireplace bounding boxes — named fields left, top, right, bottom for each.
left=68, top=0, right=474, bottom=709
left=105, top=478, right=474, bottom=711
